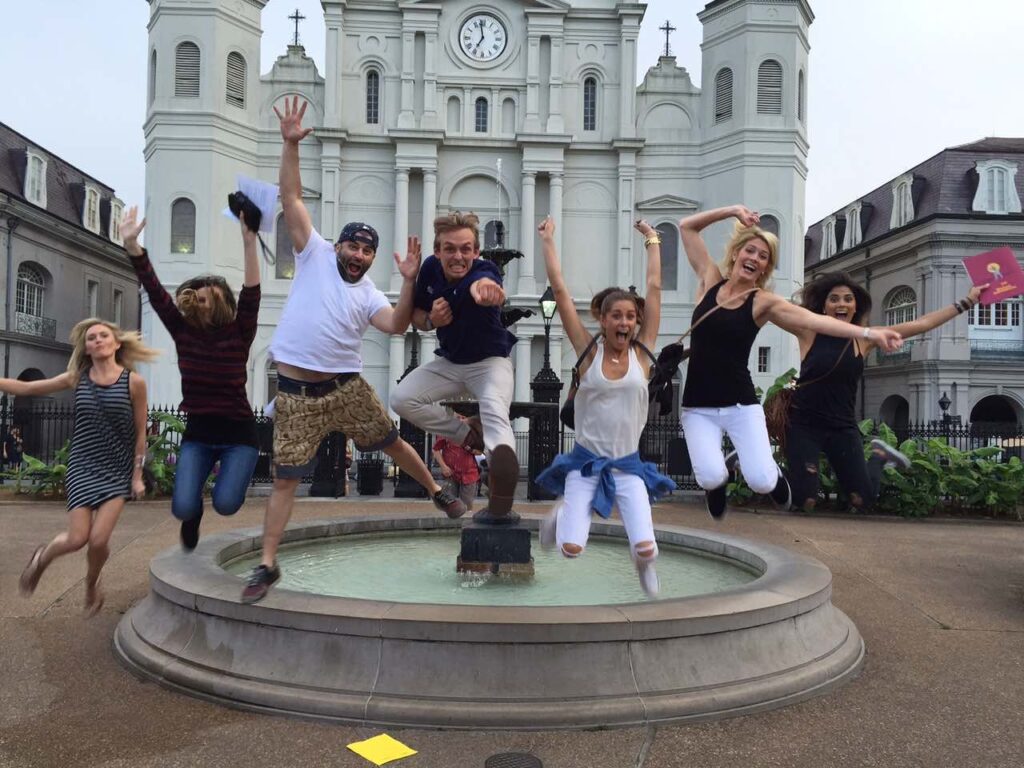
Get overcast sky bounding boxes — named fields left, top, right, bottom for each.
left=1, top=1, right=1021, bottom=227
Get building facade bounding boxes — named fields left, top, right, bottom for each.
left=143, top=0, right=813, bottom=410
left=0, top=121, right=141, bottom=416
left=804, top=138, right=1024, bottom=430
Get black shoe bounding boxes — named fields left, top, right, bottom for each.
left=769, top=473, right=792, bottom=510
left=180, top=515, right=202, bottom=551
left=432, top=487, right=467, bottom=519
left=706, top=485, right=727, bottom=520
left=240, top=564, right=281, bottom=604
left=486, top=444, right=519, bottom=518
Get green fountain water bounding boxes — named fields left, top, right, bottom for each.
left=224, top=531, right=758, bottom=606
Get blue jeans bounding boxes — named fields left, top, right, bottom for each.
left=171, top=440, right=259, bottom=521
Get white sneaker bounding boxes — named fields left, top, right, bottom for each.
left=870, top=439, right=911, bottom=470
left=637, top=560, right=660, bottom=598
left=539, top=504, right=559, bottom=550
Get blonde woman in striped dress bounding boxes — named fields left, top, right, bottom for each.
left=3, top=319, right=158, bottom=615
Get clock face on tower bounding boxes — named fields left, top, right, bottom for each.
left=459, top=13, right=507, bottom=63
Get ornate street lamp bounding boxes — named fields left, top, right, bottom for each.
left=938, top=390, right=952, bottom=446
left=530, top=286, right=563, bottom=501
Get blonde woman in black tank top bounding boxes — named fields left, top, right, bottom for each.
left=787, top=272, right=985, bottom=512
left=678, top=205, right=905, bottom=519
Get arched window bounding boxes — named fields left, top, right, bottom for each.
left=226, top=52, right=246, bottom=108
left=797, top=69, right=805, bottom=122
left=986, top=167, right=1008, bottom=213
left=16, top=264, right=45, bottom=317
left=148, top=49, right=157, bottom=106
left=475, top=97, right=489, bottom=133
left=174, top=42, right=200, bottom=98
left=501, top=97, right=516, bottom=134
left=366, top=69, right=380, bottom=125
left=170, top=198, right=196, bottom=254
left=759, top=214, right=780, bottom=267
left=656, top=222, right=678, bottom=292
left=447, top=95, right=462, bottom=134
left=885, top=287, right=917, bottom=326
left=890, top=177, right=914, bottom=228
left=275, top=212, right=295, bottom=279
left=583, top=76, right=597, bottom=131
left=714, top=68, right=733, bottom=124
left=757, top=60, right=783, bottom=115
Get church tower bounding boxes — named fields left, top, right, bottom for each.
left=143, top=0, right=267, bottom=404
left=697, top=0, right=813, bottom=374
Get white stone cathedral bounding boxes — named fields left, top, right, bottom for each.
left=142, top=0, right=813, bottom=410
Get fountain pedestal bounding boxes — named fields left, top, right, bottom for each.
left=456, top=521, right=533, bottom=576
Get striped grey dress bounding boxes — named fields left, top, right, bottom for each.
left=65, top=368, right=135, bottom=511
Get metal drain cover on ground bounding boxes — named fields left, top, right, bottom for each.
left=484, top=754, right=543, bottom=768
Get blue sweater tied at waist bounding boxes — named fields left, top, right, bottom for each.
left=536, top=444, right=676, bottom=519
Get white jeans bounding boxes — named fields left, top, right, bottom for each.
left=680, top=404, right=780, bottom=494
left=557, top=470, right=658, bottom=558
left=390, top=356, right=515, bottom=453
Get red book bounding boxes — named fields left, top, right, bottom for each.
left=962, top=247, right=1024, bottom=305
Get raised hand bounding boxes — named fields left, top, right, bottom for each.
left=733, top=205, right=760, bottom=228
left=395, top=236, right=422, bottom=281
left=273, top=95, right=314, bottom=144
left=634, top=218, right=655, bottom=238
left=239, top=211, right=257, bottom=245
left=430, top=297, right=453, bottom=328
left=471, top=278, right=506, bottom=307
left=537, top=215, right=556, bottom=241
left=119, top=206, right=146, bottom=256
left=966, top=283, right=988, bottom=305
left=870, top=328, right=903, bottom=352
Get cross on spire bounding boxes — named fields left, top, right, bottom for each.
left=288, top=8, right=306, bottom=47
left=659, top=19, right=677, bottom=58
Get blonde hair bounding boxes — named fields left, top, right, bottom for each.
left=433, top=210, right=481, bottom=253
left=66, top=318, right=161, bottom=381
left=175, top=275, right=237, bottom=330
left=721, top=221, right=779, bottom=289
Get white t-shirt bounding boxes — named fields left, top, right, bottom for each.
left=270, top=229, right=391, bottom=372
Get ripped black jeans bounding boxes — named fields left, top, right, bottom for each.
left=784, top=421, right=885, bottom=511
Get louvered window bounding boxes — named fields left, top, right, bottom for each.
left=175, top=42, right=200, bottom=98
left=583, top=77, right=597, bottom=131
left=25, top=153, right=46, bottom=206
left=84, top=187, right=100, bottom=233
left=226, top=52, right=246, bottom=108
left=757, top=60, right=782, bottom=115
left=16, top=264, right=45, bottom=317
left=714, top=68, right=733, bottom=124
left=366, top=70, right=380, bottom=124
left=110, top=202, right=124, bottom=244
left=657, top=222, right=678, bottom=292
left=797, top=70, right=805, bottom=122
left=171, top=198, right=196, bottom=254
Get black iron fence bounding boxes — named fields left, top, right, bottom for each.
left=2, top=398, right=1021, bottom=497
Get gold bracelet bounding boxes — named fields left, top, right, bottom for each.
left=644, top=236, right=662, bottom=247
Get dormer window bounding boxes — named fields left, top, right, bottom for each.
left=25, top=152, right=47, bottom=207
left=843, top=202, right=862, bottom=249
left=83, top=186, right=101, bottom=234
left=890, top=173, right=915, bottom=228
left=820, top=215, right=837, bottom=261
left=972, top=160, right=1022, bottom=215
left=110, top=199, right=124, bottom=245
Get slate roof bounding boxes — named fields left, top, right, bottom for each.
left=805, top=137, right=1024, bottom=267
left=0, top=121, right=122, bottom=245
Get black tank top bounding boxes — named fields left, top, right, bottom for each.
left=789, top=334, right=863, bottom=428
left=682, top=280, right=761, bottom=407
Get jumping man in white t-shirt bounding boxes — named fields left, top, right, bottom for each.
left=240, top=97, right=467, bottom=604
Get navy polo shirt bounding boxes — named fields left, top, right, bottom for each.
left=414, top=256, right=517, bottom=364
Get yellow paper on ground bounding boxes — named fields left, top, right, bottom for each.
left=346, top=734, right=418, bottom=766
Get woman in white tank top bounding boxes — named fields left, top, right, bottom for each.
left=534, top=216, right=675, bottom=598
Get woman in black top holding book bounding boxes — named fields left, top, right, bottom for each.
left=787, top=272, right=984, bottom=511
left=678, top=205, right=905, bottom=519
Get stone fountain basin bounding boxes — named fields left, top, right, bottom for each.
left=114, top=516, right=863, bottom=730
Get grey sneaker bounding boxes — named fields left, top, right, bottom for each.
left=432, top=487, right=467, bottom=519
left=240, top=564, right=281, bottom=604
left=870, top=439, right=911, bottom=470
left=637, top=560, right=660, bottom=598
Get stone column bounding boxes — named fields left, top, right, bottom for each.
left=546, top=37, right=564, bottom=133
left=550, top=173, right=564, bottom=266
left=393, top=168, right=410, bottom=291
left=423, top=32, right=439, bottom=127
left=388, top=335, right=405, bottom=417
left=398, top=30, right=415, bottom=129
left=518, top=171, right=537, bottom=295
left=618, top=13, right=640, bottom=138
left=617, top=152, right=637, bottom=287
left=515, top=337, right=533, bottom=431
left=524, top=35, right=541, bottom=132
left=323, top=7, right=344, bottom=128
left=320, top=143, right=342, bottom=243
left=421, top=170, right=437, bottom=246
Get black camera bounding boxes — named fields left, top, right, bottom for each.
left=228, top=191, right=262, bottom=233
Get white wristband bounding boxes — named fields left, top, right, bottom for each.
left=862, top=327, right=872, bottom=339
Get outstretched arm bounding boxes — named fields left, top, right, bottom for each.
left=370, top=237, right=422, bottom=334
left=273, top=96, right=314, bottom=254
left=865, top=284, right=986, bottom=351
left=679, top=205, right=758, bottom=300
left=635, top=219, right=662, bottom=349
left=538, top=216, right=590, bottom=355
left=762, top=293, right=904, bottom=352
left=120, top=206, right=186, bottom=336
left=0, top=372, right=74, bottom=398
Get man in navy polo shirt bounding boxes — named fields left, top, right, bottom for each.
left=391, top=211, right=519, bottom=517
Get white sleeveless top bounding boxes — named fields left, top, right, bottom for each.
left=574, top=342, right=650, bottom=460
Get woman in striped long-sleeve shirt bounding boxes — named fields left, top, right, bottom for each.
left=120, top=206, right=261, bottom=551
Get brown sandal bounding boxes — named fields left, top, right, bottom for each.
left=18, top=545, right=46, bottom=597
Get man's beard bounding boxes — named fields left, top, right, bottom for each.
left=337, top=256, right=368, bottom=283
